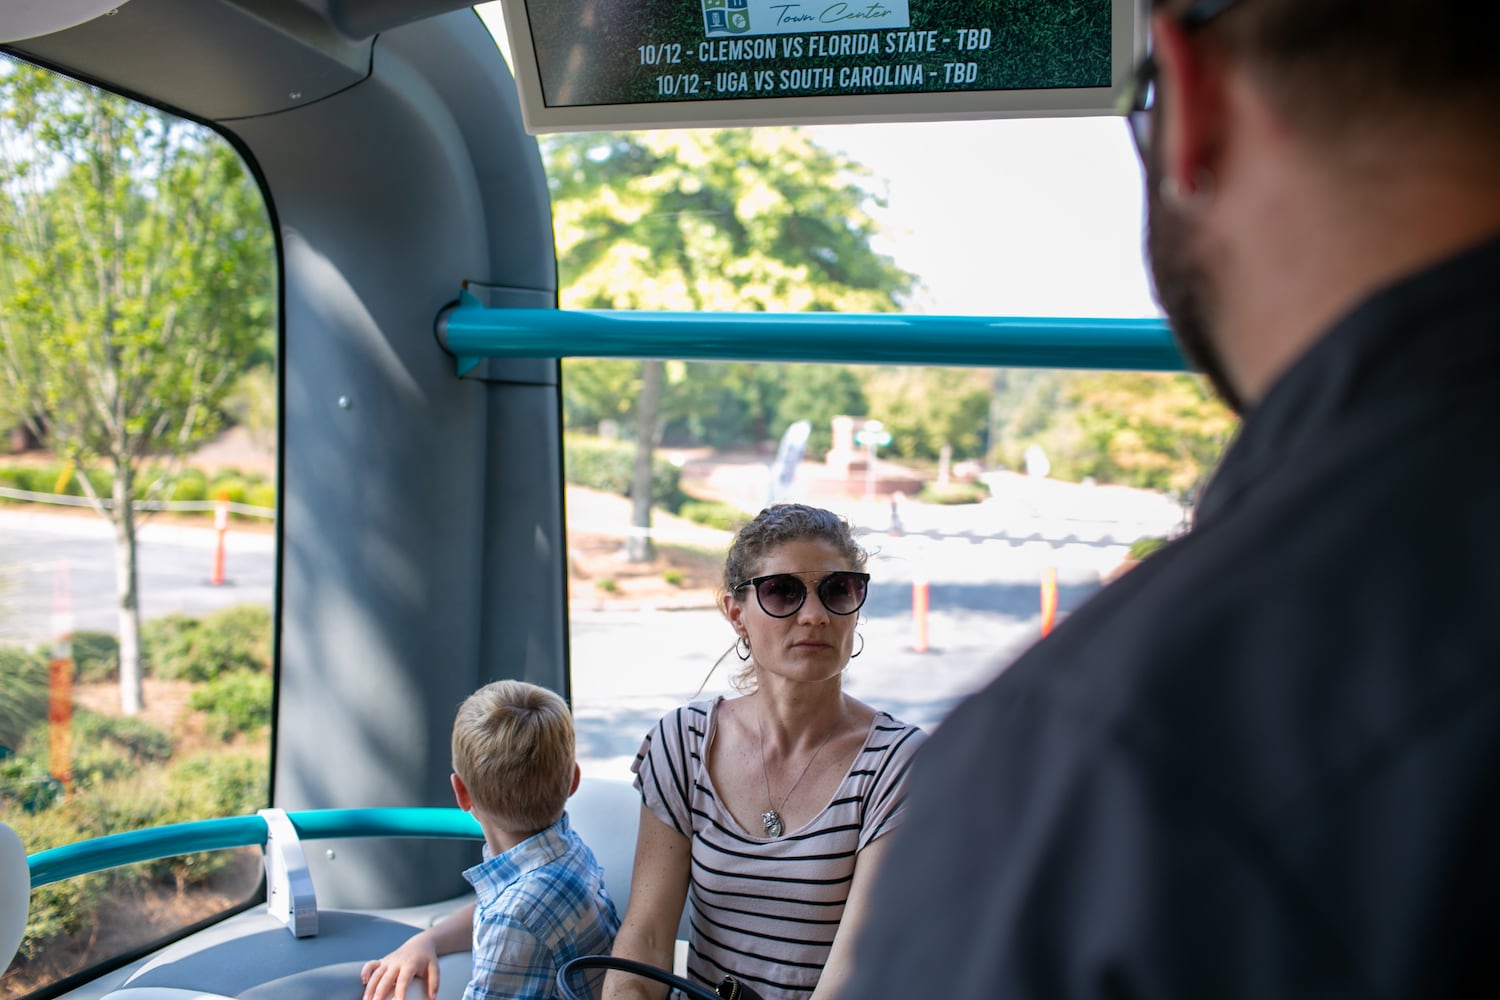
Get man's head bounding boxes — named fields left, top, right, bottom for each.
left=1136, top=0, right=1500, bottom=412
left=451, top=681, right=577, bottom=834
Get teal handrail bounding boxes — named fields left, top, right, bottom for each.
left=27, top=808, right=483, bottom=889
left=436, top=297, right=1183, bottom=376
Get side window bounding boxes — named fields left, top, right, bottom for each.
left=536, top=124, right=1237, bottom=774
left=0, top=56, right=277, bottom=994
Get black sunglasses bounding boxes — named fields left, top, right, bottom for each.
left=732, top=571, right=871, bottom=619
left=1118, top=0, right=1249, bottom=155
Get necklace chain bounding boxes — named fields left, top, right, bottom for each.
left=756, top=702, right=838, bottom=838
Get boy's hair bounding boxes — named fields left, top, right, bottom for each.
left=451, top=681, right=575, bottom=833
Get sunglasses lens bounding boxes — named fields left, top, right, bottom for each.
left=755, top=574, right=808, bottom=617
left=818, top=572, right=868, bottom=616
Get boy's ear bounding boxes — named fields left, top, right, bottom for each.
left=451, top=772, right=474, bottom=812
left=567, top=762, right=581, bottom=798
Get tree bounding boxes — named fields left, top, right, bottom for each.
left=0, top=63, right=274, bottom=714
left=544, top=128, right=914, bottom=559
left=861, top=367, right=993, bottom=462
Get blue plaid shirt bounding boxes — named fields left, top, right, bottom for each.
left=463, top=813, right=620, bottom=1000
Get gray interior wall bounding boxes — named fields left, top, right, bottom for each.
left=8, top=0, right=569, bottom=910
left=229, top=13, right=565, bottom=907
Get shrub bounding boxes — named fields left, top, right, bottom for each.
left=152, top=752, right=271, bottom=886
left=677, top=499, right=749, bottom=533
left=1128, top=535, right=1169, bottom=560
left=6, top=749, right=271, bottom=958
left=0, top=749, right=65, bottom=813
left=594, top=578, right=619, bottom=594
left=244, top=482, right=277, bottom=511
left=207, top=475, right=248, bottom=505
left=917, top=481, right=991, bottom=505
left=146, top=604, right=272, bottom=681
left=563, top=434, right=684, bottom=512
left=70, top=630, right=120, bottom=684
left=0, top=645, right=48, bottom=753
left=190, top=669, right=272, bottom=741
left=662, top=570, right=685, bottom=587
left=168, top=752, right=269, bottom=819
left=70, top=711, right=173, bottom=789
left=2, top=709, right=173, bottom=801
left=4, top=805, right=108, bottom=957
left=168, top=468, right=209, bottom=503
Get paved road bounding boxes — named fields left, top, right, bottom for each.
left=0, top=509, right=274, bottom=640
left=568, top=522, right=1128, bottom=776
left=1, top=500, right=1146, bottom=772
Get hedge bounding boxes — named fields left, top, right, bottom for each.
left=563, top=434, right=684, bottom=512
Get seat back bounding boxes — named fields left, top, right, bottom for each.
left=568, top=776, right=690, bottom=939
left=1, top=820, right=29, bottom=970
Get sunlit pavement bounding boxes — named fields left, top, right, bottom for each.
left=1, top=481, right=1177, bottom=776
left=0, top=508, right=274, bottom=640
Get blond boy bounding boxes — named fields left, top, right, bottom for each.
left=361, top=681, right=619, bottom=1000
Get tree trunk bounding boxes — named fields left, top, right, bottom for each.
left=111, top=461, right=145, bottom=715
left=627, top=360, right=665, bottom=563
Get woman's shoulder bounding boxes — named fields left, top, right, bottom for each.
left=864, top=707, right=927, bottom=758
left=647, top=696, right=724, bottom=743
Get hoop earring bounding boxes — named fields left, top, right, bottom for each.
left=850, top=632, right=864, bottom=659
left=736, top=635, right=752, bottom=661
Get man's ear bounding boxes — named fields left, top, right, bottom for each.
left=451, top=771, right=473, bottom=812
left=1152, top=9, right=1229, bottom=195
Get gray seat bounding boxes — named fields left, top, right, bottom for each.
left=569, top=775, right=691, bottom=940
left=1, top=820, right=29, bottom=971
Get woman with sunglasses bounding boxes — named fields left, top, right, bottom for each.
left=603, top=503, right=926, bottom=1000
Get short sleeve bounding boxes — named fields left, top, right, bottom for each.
left=857, top=720, right=925, bottom=851
left=630, top=703, right=709, bottom=838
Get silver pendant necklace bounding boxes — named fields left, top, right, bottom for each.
left=756, top=701, right=838, bottom=838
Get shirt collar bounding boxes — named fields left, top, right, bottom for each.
left=1195, top=231, right=1500, bottom=525
left=463, top=812, right=574, bottom=904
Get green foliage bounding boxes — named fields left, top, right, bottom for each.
left=677, top=499, right=750, bottom=533
left=0, top=62, right=275, bottom=709
left=662, top=570, right=685, bottom=587
left=206, top=475, right=249, bottom=505
left=5, top=739, right=270, bottom=957
left=990, top=370, right=1238, bottom=492
left=0, top=750, right=65, bottom=812
left=70, top=711, right=173, bottom=787
left=71, top=630, right=120, bottom=683
left=917, top=481, right=991, bottom=505
left=594, top=578, right=619, bottom=594
left=223, top=364, right=277, bottom=451
left=0, top=644, right=47, bottom=752
left=190, top=669, right=272, bottom=741
left=244, top=483, right=277, bottom=512
left=767, top=365, right=867, bottom=458
left=4, top=800, right=108, bottom=955
left=1128, top=535, right=1170, bottom=561
left=2, top=708, right=174, bottom=807
left=863, top=367, right=994, bottom=462
left=169, top=467, right=209, bottom=502
left=145, top=604, right=272, bottom=682
left=563, top=434, right=684, bottom=510
left=545, top=128, right=914, bottom=497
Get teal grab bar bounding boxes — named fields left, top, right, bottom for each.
left=436, top=296, right=1184, bottom=376
left=27, top=808, right=483, bottom=889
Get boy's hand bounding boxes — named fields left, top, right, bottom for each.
left=360, top=930, right=441, bottom=1000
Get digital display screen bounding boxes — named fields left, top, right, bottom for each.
left=501, top=0, right=1145, bottom=132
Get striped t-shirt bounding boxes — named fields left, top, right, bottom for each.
left=631, top=697, right=925, bottom=1000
